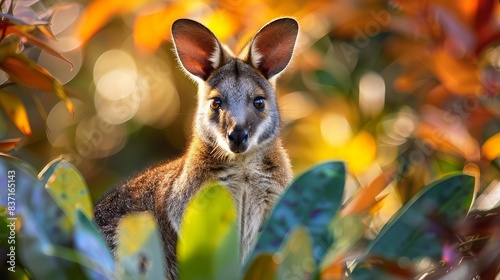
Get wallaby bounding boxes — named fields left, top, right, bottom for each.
left=94, top=17, right=298, bottom=279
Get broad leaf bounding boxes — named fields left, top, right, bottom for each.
left=351, top=174, right=475, bottom=278
left=39, top=159, right=93, bottom=223
left=248, top=161, right=346, bottom=266
left=0, top=159, right=80, bottom=279
left=74, top=210, right=115, bottom=280
left=116, top=212, right=166, bottom=280
left=178, top=182, right=239, bottom=280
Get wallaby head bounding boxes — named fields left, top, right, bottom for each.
left=171, top=18, right=298, bottom=157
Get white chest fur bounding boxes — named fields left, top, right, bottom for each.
left=217, top=161, right=283, bottom=262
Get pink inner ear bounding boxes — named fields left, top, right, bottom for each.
left=172, top=20, right=219, bottom=80
left=252, top=19, right=298, bottom=79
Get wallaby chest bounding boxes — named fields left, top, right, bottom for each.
left=212, top=154, right=286, bottom=261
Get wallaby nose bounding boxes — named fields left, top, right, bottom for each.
left=228, top=129, right=248, bottom=146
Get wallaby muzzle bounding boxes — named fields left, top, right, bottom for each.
left=228, top=127, right=249, bottom=153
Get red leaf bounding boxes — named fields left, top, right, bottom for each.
left=0, top=138, right=22, bottom=152
left=0, top=53, right=74, bottom=114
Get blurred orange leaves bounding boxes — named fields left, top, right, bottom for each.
left=431, top=50, right=481, bottom=95
left=0, top=54, right=74, bottom=115
left=74, top=0, right=243, bottom=52
left=0, top=4, right=75, bottom=136
left=75, top=0, right=331, bottom=53
left=341, top=164, right=398, bottom=217
left=74, top=0, right=152, bottom=45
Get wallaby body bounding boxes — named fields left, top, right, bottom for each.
left=94, top=18, right=298, bottom=279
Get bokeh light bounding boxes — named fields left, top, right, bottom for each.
left=359, top=71, right=385, bottom=118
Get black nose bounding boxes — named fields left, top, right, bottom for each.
left=228, top=129, right=248, bottom=146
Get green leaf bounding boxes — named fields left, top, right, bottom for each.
left=276, top=226, right=315, bottom=280
left=351, top=174, right=475, bottom=278
left=178, top=182, right=239, bottom=280
left=74, top=209, right=115, bottom=280
left=0, top=159, right=81, bottom=279
left=248, top=161, right=345, bottom=266
left=39, top=159, right=93, bottom=223
left=116, top=212, right=166, bottom=280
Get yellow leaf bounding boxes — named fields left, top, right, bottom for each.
left=482, top=132, right=500, bottom=161
left=74, top=0, right=153, bottom=44
left=117, top=212, right=156, bottom=255
left=0, top=138, right=23, bottom=152
left=0, top=91, right=31, bottom=135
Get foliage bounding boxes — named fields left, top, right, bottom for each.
left=248, top=161, right=345, bottom=265
left=0, top=0, right=73, bottom=137
left=178, top=182, right=239, bottom=280
left=1, top=158, right=496, bottom=279
left=0, top=0, right=499, bottom=279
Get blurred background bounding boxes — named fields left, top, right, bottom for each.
left=1, top=0, right=499, bottom=227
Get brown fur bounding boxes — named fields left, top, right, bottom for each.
left=94, top=18, right=298, bottom=279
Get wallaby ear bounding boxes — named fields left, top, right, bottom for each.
left=171, top=19, right=222, bottom=81
left=248, top=18, right=299, bottom=79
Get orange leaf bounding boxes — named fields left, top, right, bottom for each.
left=0, top=91, right=31, bottom=135
left=0, top=54, right=74, bottom=114
left=416, top=121, right=480, bottom=161
left=341, top=164, right=398, bottom=216
left=133, top=1, right=207, bottom=53
left=321, top=259, right=344, bottom=280
left=0, top=138, right=23, bottom=152
left=74, top=0, right=152, bottom=44
left=482, top=132, right=500, bottom=161
left=431, top=50, right=482, bottom=95
left=6, top=26, right=73, bottom=67
left=134, top=5, right=176, bottom=53
left=243, top=254, right=276, bottom=280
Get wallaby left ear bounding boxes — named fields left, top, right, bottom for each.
left=248, top=18, right=299, bottom=79
left=172, top=19, right=222, bottom=81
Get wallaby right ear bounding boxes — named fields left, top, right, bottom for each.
left=171, top=19, right=222, bottom=81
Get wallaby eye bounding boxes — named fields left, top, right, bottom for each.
left=210, top=97, right=222, bottom=110
left=253, top=97, right=265, bottom=111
